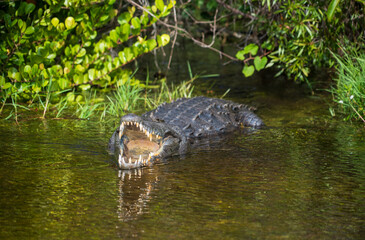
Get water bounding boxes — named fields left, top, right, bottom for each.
left=1, top=44, right=365, bottom=239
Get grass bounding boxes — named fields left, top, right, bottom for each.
left=330, top=48, right=365, bottom=124
left=0, top=62, right=219, bottom=122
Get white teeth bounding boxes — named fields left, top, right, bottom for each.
left=136, top=122, right=139, bottom=128
left=129, top=157, right=132, bottom=163
left=149, top=133, right=153, bottom=141
left=118, top=155, right=122, bottom=167
left=138, top=155, right=142, bottom=164
left=139, top=124, right=143, bottom=131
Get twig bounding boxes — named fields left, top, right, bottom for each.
left=126, top=0, right=238, bottom=61
left=167, top=5, right=178, bottom=70
left=216, top=0, right=255, bottom=20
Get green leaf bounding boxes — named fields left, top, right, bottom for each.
left=12, top=72, right=21, bottom=81
left=146, top=39, right=157, bottom=51
left=131, top=17, right=141, bottom=34
left=152, top=6, right=157, bottom=13
left=65, top=16, right=75, bottom=30
left=119, top=51, right=127, bottom=64
left=261, top=41, right=273, bottom=51
left=47, top=53, right=57, bottom=59
left=31, top=64, right=39, bottom=75
left=75, top=65, right=85, bottom=73
left=2, top=82, right=12, bottom=89
left=65, top=47, right=71, bottom=57
left=4, top=14, right=11, bottom=26
left=242, top=65, right=255, bottom=77
left=18, top=19, right=23, bottom=29
left=157, top=34, right=170, bottom=47
left=73, top=74, right=84, bottom=84
left=24, top=65, right=32, bottom=73
left=51, top=17, right=59, bottom=27
left=120, top=23, right=130, bottom=42
left=100, top=15, right=109, bottom=22
left=8, top=67, right=18, bottom=79
left=38, top=8, right=43, bottom=18
left=243, top=44, right=259, bottom=56
left=79, top=84, right=91, bottom=91
left=110, top=29, right=118, bottom=43
left=25, top=26, right=34, bottom=35
left=327, top=0, right=340, bottom=22
left=25, top=3, right=36, bottom=14
left=156, top=0, right=165, bottom=12
left=236, top=50, right=245, bottom=60
left=161, top=34, right=170, bottom=46
left=254, top=56, right=268, bottom=71
left=37, top=47, right=48, bottom=57
left=88, top=69, right=95, bottom=81
left=67, top=92, right=75, bottom=102
left=0, top=76, right=5, bottom=86
left=76, top=48, right=86, bottom=58
left=117, top=12, right=132, bottom=25
left=124, top=47, right=134, bottom=61
left=42, top=80, right=49, bottom=87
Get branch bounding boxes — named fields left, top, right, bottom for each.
left=126, top=0, right=238, bottom=61
left=216, top=0, right=255, bottom=20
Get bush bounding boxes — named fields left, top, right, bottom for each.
left=176, top=0, right=364, bottom=85
left=0, top=0, right=173, bottom=110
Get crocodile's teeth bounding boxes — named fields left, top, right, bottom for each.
left=139, top=124, right=143, bottom=131
left=118, top=155, right=122, bottom=167
left=136, top=122, right=139, bottom=128
left=149, top=133, right=153, bottom=141
left=138, top=155, right=142, bottom=164
left=129, top=157, right=132, bottom=163
left=119, top=124, right=124, bottom=138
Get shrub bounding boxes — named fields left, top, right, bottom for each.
left=0, top=0, right=173, bottom=110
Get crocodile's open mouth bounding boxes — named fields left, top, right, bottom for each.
left=118, top=121, right=163, bottom=168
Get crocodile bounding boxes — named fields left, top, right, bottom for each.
left=108, top=96, right=263, bottom=169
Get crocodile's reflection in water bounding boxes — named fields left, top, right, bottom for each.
left=116, top=168, right=159, bottom=221
left=114, top=133, right=252, bottom=222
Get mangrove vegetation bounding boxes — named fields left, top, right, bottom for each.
left=0, top=0, right=364, bottom=123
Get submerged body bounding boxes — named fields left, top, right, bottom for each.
left=109, top=96, right=264, bottom=169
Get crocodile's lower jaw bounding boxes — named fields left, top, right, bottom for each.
left=118, top=121, right=162, bottom=168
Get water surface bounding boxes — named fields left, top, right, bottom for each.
left=1, top=44, right=365, bottom=239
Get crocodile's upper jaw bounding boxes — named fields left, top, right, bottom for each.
left=117, top=119, right=180, bottom=169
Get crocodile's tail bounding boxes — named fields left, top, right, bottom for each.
left=237, top=110, right=264, bottom=128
